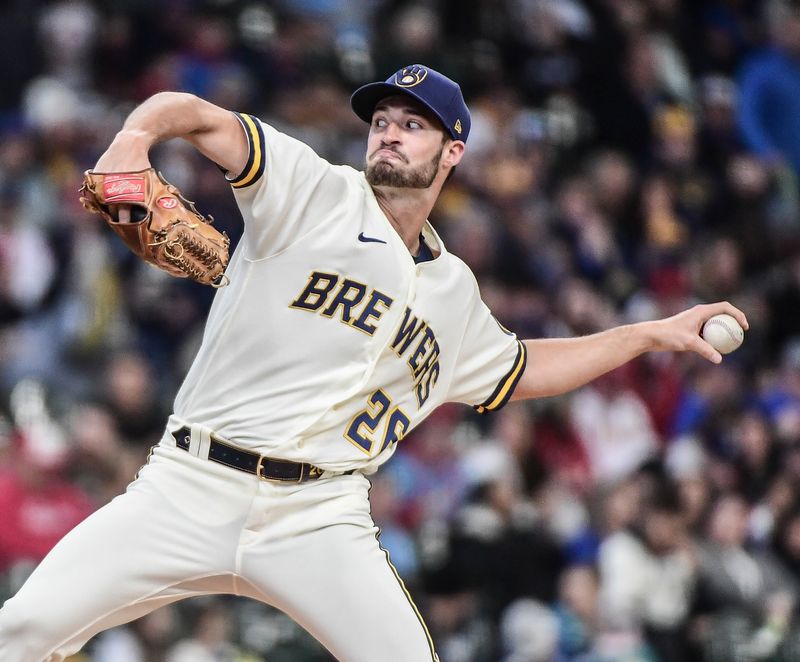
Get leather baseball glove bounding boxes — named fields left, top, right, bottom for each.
left=79, top=168, right=230, bottom=287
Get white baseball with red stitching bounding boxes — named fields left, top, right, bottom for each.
left=702, top=313, right=745, bottom=354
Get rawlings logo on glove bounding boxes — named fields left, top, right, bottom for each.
left=80, top=168, right=230, bottom=287
left=102, top=175, right=146, bottom=202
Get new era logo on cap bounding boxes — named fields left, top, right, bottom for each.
left=351, top=64, right=471, bottom=142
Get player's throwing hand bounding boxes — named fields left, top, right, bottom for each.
left=645, top=302, right=749, bottom=364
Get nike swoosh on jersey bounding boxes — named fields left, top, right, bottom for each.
left=358, top=232, right=387, bottom=244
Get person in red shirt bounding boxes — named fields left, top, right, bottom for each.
left=0, top=429, right=93, bottom=576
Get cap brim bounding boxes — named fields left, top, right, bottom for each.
left=350, top=82, right=401, bottom=123
left=350, top=82, right=451, bottom=137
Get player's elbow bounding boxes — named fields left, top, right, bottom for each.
left=509, top=373, right=558, bottom=402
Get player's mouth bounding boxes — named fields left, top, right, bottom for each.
left=372, top=148, right=406, bottom=163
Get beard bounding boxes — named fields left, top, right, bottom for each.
left=365, top=145, right=443, bottom=189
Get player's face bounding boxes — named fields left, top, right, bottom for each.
left=365, top=96, right=449, bottom=189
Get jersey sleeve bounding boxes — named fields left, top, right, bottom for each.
left=224, top=112, right=344, bottom=258
left=447, top=287, right=527, bottom=413
left=226, top=112, right=267, bottom=189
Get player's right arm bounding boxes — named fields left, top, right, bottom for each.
left=93, top=92, right=248, bottom=176
left=510, top=302, right=749, bottom=401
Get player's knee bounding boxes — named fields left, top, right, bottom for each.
left=0, top=597, right=59, bottom=661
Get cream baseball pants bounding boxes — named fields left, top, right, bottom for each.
left=0, top=441, right=437, bottom=661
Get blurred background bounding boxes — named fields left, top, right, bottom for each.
left=4, top=0, right=800, bottom=660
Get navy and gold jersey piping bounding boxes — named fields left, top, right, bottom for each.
left=228, top=112, right=266, bottom=188
left=474, top=340, right=527, bottom=414
left=366, top=483, right=439, bottom=661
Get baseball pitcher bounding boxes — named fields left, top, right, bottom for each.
left=0, top=64, right=748, bottom=661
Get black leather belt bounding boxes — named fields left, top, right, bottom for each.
left=172, top=426, right=341, bottom=482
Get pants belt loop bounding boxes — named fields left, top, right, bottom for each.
left=197, top=427, right=212, bottom=461
left=188, top=426, right=202, bottom=458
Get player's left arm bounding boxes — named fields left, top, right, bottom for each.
left=509, top=301, right=749, bottom=401
left=93, top=92, right=248, bottom=175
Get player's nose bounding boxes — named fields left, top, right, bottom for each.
left=382, top=121, right=402, bottom=143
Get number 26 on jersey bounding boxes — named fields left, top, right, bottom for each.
left=344, top=389, right=410, bottom=455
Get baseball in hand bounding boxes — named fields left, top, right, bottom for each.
left=702, top=314, right=744, bottom=354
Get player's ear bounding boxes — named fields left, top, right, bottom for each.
left=442, top=140, right=465, bottom=169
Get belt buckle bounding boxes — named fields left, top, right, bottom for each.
left=255, top=454, right=268, bottom=481
left=255, top=455, right=306, bottom=483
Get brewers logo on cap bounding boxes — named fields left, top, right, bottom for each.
left=395, top=65, right=428, bottom=88
left=351, top=63, right=471, bottom=142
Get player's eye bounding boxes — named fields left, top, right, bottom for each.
left=407, top=120, right=423, bottom=129
left=374, top=118, right=387, bottom=128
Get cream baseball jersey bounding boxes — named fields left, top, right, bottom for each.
left=172, top=113, right=526, bottom=473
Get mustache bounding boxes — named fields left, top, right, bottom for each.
left=370, top=146, right=408, bottom=163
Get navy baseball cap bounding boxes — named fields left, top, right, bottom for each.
left=351, top=64, right=471, bottom=142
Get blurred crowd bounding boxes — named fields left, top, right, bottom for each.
left=5, top=0, right=800, bottom=660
